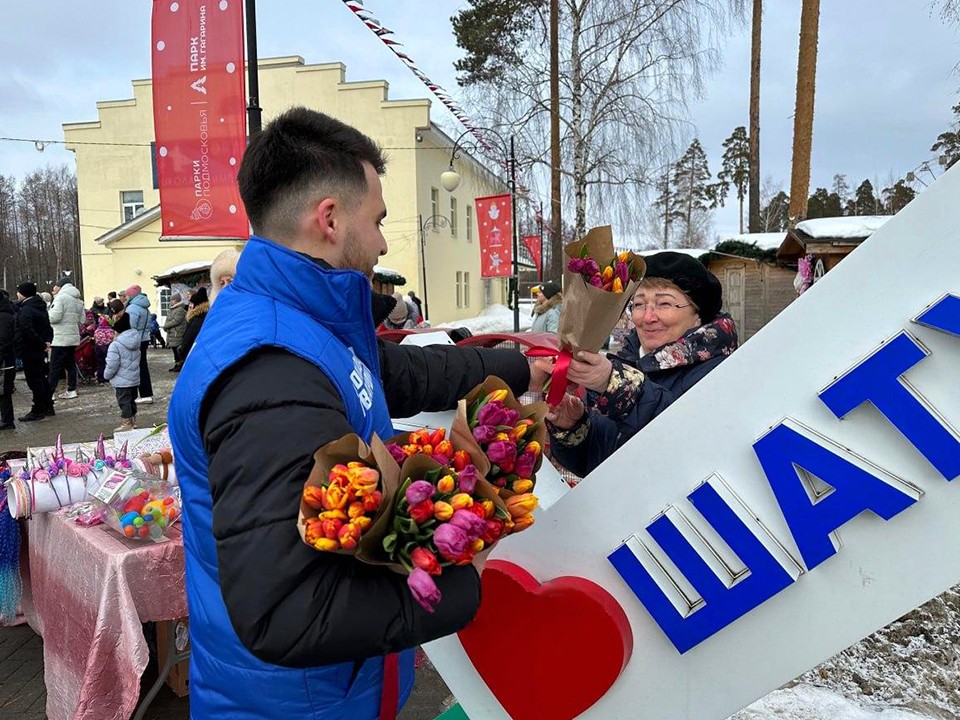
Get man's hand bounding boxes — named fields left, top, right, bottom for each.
left=546, top=393, right=585, bottom=430
left=528, top=358, right=553, bottom=394
left=565, top=351, right=613, bottom=393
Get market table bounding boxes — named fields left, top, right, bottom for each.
left=22, top=511, right=188, bottom=720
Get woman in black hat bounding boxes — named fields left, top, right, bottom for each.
left=543, top=251, right=739, bottom=477
left=530, top=280, right=563, bottom=333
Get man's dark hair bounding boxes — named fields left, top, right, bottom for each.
left=238, top=107, right=387, bottom=238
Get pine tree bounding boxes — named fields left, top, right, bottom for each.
left=831, top=173, right=850, bottom=208
left=452, top=0, right=545, bottom=85
left=670, top=139, right=714, bottom=246
left=881, top=179, right=917, bottom=214
left=760, top=190, right=790, bottom=231
left=931, top=103, right=960, bottom=171
left=651, top=166, right=674, bottom=248
left=716, top=126, right=750, bottom=233
left=806, top=187, right=830, bottom=219
left=853, top=179, right=879, bottom=215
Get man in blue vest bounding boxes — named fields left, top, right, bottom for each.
left=168, top=107, right=541, bottom=719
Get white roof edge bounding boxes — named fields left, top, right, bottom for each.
left=96, top=205, right=161, bottom=246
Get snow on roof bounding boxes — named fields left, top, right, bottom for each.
left=719, top=232, right=786, bottom=251
left=637, top=248, right=712, bottom=259
left=373, top=264, right=403, bottom=278
left=156, top=260, right=212, bottom=277
left=794, top=216, right=890, bottom=240
left=436, top=303, right=533, bottom=334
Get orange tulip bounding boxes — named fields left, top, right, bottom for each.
left=484, top=389, right=509, bottom=404
left=433, top=501, right=454, bottom=521
left=348, top=466, right=379, bottom=495
left=525, top=441, right=542, bottom=457
left=347, top=501, right=366, bottom=519
left=328, top=463, right=351, bottom=483
left=450, top=493, right=474, bottom=510
left=435, top=440, right=454, bottom=457
left=506, top=493, right=538, bottom=518
left=320, top=517, right=343, bottom=540
left=313, top=538, right=339, bottom=551
left=511, top=479, right=534, bottom=494
left=362, top=490, right=382, bottom=513
left=511, top=423, right=529, bottom=441
left=612, top=277, right=623, bottom=293
left=322, top=482, right=350, bottom=510
left=318, top=509, right=348, bottom=522
left=430, top=428, right=446, bottom=447
left=410, top=430, right=431, bottom=446
left=354, top=515, right=373, bottom=532
left=480, top=499, right=496, bottom=518
left=618, top=251, right=630, bottom=263
left=511, top=514, right=535, bottom=532
left=452, top=450, right=473, bottom=472
left=338, top=523, right=361, bottom=550
left=304, top=519, right=324, bottom=543
left=437, top=475, right=456, bottom=494
left=495, top=432, right=510, bottom=442
left=302, top=486, right=325, bottom=511
left=602, top=265, right=614, bottom=281
left=471, top=538, right=485, bottom=553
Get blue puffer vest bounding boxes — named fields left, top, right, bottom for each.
left=168, top=236, right=414, bottom=719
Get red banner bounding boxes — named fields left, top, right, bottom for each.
left=152, top=0, right=248, bottom=239
left=522, top=234, right=542, bottom=280
left=475, top=194, right=513, bottom=278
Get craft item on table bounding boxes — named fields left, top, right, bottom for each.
left=6, top=435, right=114, bottom=518
left=136, top=450, right=177, bottom=485
left=128, top=424, right=172, bottom=457
left=0, top=460, right=22, bottom=622
left=93, top=470, right=181, bottom=541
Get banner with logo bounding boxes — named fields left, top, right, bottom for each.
left=151, top=0, right=248, bottom=239
left=475, top=194, right=513, bottom=278
left=522, top=234, right=542, bottom=280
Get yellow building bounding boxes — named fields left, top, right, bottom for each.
left=64, top=56, right=508, bottom=323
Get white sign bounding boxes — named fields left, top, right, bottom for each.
left=426, top=167, right=960, bottom=719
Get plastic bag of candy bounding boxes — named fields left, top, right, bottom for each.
left=91, top=469, right=181, bottom=540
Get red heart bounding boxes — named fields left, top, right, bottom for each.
left=458, top=560, right=633, bottom=720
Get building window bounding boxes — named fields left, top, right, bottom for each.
left=121, top=191, right=144, bottom=222
left=450, top=197, right=458, bottom=237
left=431, top=187, right=439, bottom=230
left=463, top=271, right=470, bottom=308
left=159, top=287, right=171, bottom=316
left=466, top=204, right=473, bottom=242
left=456, top=271, right=464, bottom=309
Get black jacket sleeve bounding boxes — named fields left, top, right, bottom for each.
left=378, top=341, right=531, bottom=418
left=201, top=348, right=481, bottom=668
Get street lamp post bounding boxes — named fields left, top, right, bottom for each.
left=440, top=129, right=520, bottom=333
left=418, top=214, right=451, bottom=323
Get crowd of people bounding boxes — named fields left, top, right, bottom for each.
left=0, top=263, right=234, bottom=432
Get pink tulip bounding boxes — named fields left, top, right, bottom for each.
left=583, top=259, right=600, bottom=276
left=477, top=402, right=509, bottom=428
left=486, top=440, right=517, bottom=467
left=386, top=443, right=407, bottom=465
left=615, top=260, right=629, bottom=287
left=457, top=464, right=479, bottom=495
left=472, top=425, right=499, bottom=444
left=408, top=568, right=442, bottom=613
left=567, top=257, right=587, bottom=273
left=405, top=480, right=435, bottom=506
left=589, top=273, right=604, bottom=288
left=434, top=523, right=471, bottom=560
left=450, top=509, right=487, bottom=541
left=515, top=450, right=537, bottom=479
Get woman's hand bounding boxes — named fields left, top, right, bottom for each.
left=565, top=351, right=613, bottom=393
left=546, top=393, right=585, bottom=430
left=529, top=358, right=554, bottom=394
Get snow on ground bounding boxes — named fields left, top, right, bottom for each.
left=436, top=303, right=533, bottom=334
left=730, top=585, right=960, bottom=720
left=720, top=232, right=788, bottom=251
left=795, top=215, right=890, bottom=239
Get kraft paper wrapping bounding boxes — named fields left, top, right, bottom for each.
left=557, top=225, right=645, bottom=353
left=297, top=433, right=400, bottom=561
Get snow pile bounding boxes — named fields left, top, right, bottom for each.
left=720, top=232, right=787, bottom=251
left=637, top=248, right=713, bottom=259
left=731, top=585, right=960, bottom=719
left=795, top=216, right=890, bottom=240
left=436, top=303, right=533, bottom=335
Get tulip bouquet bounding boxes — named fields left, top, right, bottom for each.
left=567, top=249, right=644, bottom=294
left=385, top=427, right=486, bottom=477
left=453, top=377, right=549, bottom=499
left=298, top=433, right=398, bottom=558
left=382, top=454, right=513, bottom=612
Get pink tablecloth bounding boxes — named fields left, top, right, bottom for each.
left=23, top=512, right=187, bottom=720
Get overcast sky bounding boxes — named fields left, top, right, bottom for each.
left=1, top=0, right=957, bottom=239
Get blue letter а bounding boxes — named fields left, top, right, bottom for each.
left=753, top=419, right=919, bottom=571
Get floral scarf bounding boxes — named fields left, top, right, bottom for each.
left=632, top=312, right=739, bottom=373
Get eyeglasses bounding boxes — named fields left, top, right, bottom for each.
left=628, top=300, right=693, bottom=315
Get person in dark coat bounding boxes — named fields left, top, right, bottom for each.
left=14, top=282, right=54, bottom=421
left=543, top=252, right=739, bottom=477
left=0, top=290, right=16, bottom=429
left=167, top=107, right=547, bottom=719
left=177, top=287, right=209, bottom=360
